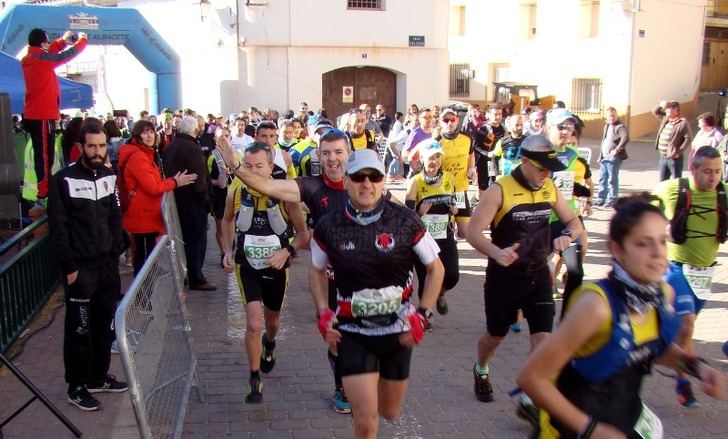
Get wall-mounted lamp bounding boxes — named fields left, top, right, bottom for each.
left=200, top=0, right=211, bottom=21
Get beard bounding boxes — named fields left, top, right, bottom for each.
left=82, top=152, right=108, bottom=170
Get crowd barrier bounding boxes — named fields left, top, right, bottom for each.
left=115, top=235, right=200, bottom=439
left=161, top=192, right=186, bottom=290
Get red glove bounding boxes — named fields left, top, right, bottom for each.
left=408, top=310, right=427, bottom=344
left=317, top=309, right=336, bottom=339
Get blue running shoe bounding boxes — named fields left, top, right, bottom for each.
left=333, top=388, right=351, bottom=414
left=510, top=322, right=523, bottom=333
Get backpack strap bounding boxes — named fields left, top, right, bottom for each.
left=716, top=182, right=728, bottom=243
left=669, top=178, right=690, bottom=244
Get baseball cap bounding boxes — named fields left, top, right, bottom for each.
left=546, top=108, right=575, bottom=127
left=346, top=149, right=385, bottom=175
left=313, top=118, right=334, bottom=134
left=418, top=139, right=445, bottom=161
left=440, top=108, right=458, bottom=120
left=307, top=114, right=321, bottom=127
left=520, top=134, right=566, bottom=172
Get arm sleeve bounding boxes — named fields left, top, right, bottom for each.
left=48, top=174, right=77, bottom=275
left=409, top=213, right=440, bottom=264
left=311, top=221, right=329, bottom=270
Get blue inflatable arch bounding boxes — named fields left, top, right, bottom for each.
left=0, top=4, right=181, bottom=113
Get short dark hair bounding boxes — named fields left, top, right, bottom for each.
left=131, top=119, right=156, bottom=144
left=554, top=101, right=566, bottom=109
left=28, top=28, right=48, bottom=47
left=609, top=193, right=665, bottom=246
left=79, top=122, right=108, bottom=145
left=698, top=112, right=716, bottom=127
left=244, top=141, right=274, bottom=164
left=103, top=120, right=122, bottom=138
left=691, top=145, right=722, bottom=169
left=257, top=120, right=277, bottom=132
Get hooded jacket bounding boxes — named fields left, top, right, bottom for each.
left=119, top=141, right=177, bottom=235
left=21, top=37, right=88, bottom=120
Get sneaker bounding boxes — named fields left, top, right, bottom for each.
left=333, top=388, right=351, bottom=414
left=87, top=375, right=128, bottom=393
left=592, top=199, right=605, bottom=207
left=68, top=386, right=101, bottom=411
left=510, top=322, right=523, bottom=333
left=245, top=375, right=263, bottom=403
left=110, top=340, right=119, bottom=354
left=436, top=296, right=449, bottom=315
left=516, top=400, right=540, bottom=428
left=260, top=333, right=276, bottom=374
left=473, top=364, right=493, bottom=402
left=676, top=380, right=698, bottom=408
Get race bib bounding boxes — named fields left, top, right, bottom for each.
left=243, top=234, right=281, bottom=270
left=553, top=170, right=575, bottom=199
left=422, top=214, right=449, bottom=240
left=634, top=403, right=663, bottom=439
left=350, top=286, right=402, bottom=318
left=455, top=192, right=467, bottom=209
left=683, top=264, right=715, bottom=300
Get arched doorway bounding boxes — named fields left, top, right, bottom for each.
left=322, top=66, right=396, bottom=121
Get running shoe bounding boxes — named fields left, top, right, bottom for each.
left=676, top=380, right=698, bottom=408
left=87, top=375, right=128, bottom=393
left=68, top=386, right=101, bottom=411
left=510, top=322, right=523, bottom=333
left=260, top=333, right=276, bottom=374
left=473, top=364, right=493, bottom=402
left=436, top=296, right=449, bottom=315
left=333, top=388, right=351, bottom=414
left=516, top=400, right=540, bottom=428
left=246, top=376, right=263, bottom=403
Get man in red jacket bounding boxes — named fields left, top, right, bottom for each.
left=22, top=28, right=88, bottom=204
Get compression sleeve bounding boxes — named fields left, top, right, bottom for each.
left=413, top=231, right=440, bottom=265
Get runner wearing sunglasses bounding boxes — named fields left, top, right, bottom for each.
left=312, top=149, right=444, bottom=438
left=466, top=134, right=584, bottom=426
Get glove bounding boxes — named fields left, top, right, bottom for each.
left=408, top=308, right=428, bottom=345
left=317, top=309, right=336, bottom=339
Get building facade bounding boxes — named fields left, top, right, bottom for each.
left=448, top=0, right=707, bottom=138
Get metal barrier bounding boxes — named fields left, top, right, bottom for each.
left=161, top=191, right=186, bottom=289
left=115, top=235, right=200, bottom=439
left=0, top=217, right=58, bottom=353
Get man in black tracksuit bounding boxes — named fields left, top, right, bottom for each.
left=49, top=122, right=127, bottom=411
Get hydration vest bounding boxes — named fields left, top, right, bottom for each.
left=670, top=178, right=728, bottom=244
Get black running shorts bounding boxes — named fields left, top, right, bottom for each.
left=338, top=331, right=412, bottom=380
left=483, top=264, right=555, bottom=337
left=235, top=264, right=288, bottom=311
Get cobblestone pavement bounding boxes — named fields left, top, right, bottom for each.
left=1, top=138, right=727, bottom=438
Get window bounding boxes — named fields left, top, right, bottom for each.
left=579, top=1, right=600, bottom=38
left=347, top=0, right=384, bottom=10
left=450, top=63, right=470, bottom=98
left=449, top=6, right=466, bottom=36
left=571, top=78, right=603, bottom=116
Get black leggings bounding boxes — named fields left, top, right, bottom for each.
left=415, top=236, right=459, bottom=299
left=132, top=232, right=159, bottom=276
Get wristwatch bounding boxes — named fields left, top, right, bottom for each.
left=285, top=244, right=297, bottom=258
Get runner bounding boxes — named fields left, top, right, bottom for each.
left=255, top=120, right=296, bottom=181
left=405, top=140, right=459, bottom=316
left=472, top=103, right=506, bottom=199
left=436, top=108, right=476, bottom=239
left=466, top=134, right=584, bottom=425
left=312, top=149, right=444, bottom=439
left=206, top=127, right=233, bottom=267
left=221, top=142, right=308, bottom=403
left=291, top=117, right=334, bottom=177
left=517, top=194, right=726, bottom=438
left=492, top=114, right=527, bottom=177
left=275, top=119, right=299, bottom=153
left=654, top=146, right=728, bottom=407
left=346, top=108, right=378, bottom=151
left=216, top=128, right=386, bottom=414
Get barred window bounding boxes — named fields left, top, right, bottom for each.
left=571, top=78, right=603, bottom=116
left=449, top=63, right=470, bottom=98
left=347, top=0, right=384, bottom=10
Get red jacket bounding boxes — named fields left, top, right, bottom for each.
left=21, top=37, right=88, bottom=120
left=119, top=141, right=177, bottom=235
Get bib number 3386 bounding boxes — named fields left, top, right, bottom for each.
left=244, top=235, right=281, bottom=270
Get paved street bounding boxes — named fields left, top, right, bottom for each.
left=1, top=137, right=728, bottom=438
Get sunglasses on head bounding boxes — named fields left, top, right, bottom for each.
left=348, top=172, right=385, bottom=183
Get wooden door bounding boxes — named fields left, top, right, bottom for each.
left=701, top=41, right=728, bottom=91
left=322, top=67, right=396, bottom=121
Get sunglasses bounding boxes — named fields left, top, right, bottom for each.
left=442, top=117, right=457, bottom=123
left=420, top=115, right=433, bottom=120
left=348, top=172, right=385, bottom=183
left=557, top=122, right=575, bottom=131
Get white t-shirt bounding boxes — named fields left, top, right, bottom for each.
left=232, top=134, right=254, bottom=152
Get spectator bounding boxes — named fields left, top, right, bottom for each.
left=162, top=116, right=216, bottom=291
left=594, top=107, right=629, bottom=208
left=103, top=119, right=124, bottom=172
left=60, top=117, right=83, bottom=165
left=49, top=122, right=127, bottom=411
left=21, top=28, right=87, bottom=206
left=692, top=112, right=723, bottom=152
left=652, top=100, right=692, bottom=181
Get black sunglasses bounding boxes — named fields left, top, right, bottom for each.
left=349, top=172, right=384, bottom=183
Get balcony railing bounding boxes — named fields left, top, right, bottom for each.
left=708, top=0, right=728, bottom=17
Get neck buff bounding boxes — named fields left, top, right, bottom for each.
left=610, top=260, right=663, bottom=315
left=423, top=169, right=444, bottom=185
left=345, top=197, right=385, bottom=226
left=323, top=172, right=345, bottom=190
left=441, top=130, right=459, bottom=140
left=511, top=165, right=541, bottom=191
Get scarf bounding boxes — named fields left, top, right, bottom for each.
left=423, top=169, right=444, bottom=185
left=610, top=260, right=663, bottom=315
left=345, top=197, right=385, bottom=226
left=512, top=165, right=541, bottom=191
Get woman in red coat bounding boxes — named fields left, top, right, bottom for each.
left=119, top=120, right=197, bottom=275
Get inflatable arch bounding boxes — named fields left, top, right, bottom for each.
left=0, top=4, right=181, bottom=112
